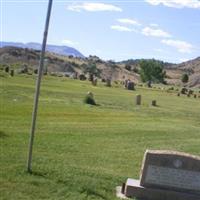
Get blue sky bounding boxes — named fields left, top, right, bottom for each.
left=1, top=0, right=200, bottom=63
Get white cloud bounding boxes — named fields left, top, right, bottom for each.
left=67, top=3, right=122, bottom=12
left=142, top=27, right=171, bottom=38
left=117, top=18, right=141, bottom=26
left=111, top=25, right=133, bottom=32
left=62, top=39, right=78, bottom=46
left=146, top=0, right=200, bottom=9
left=150, top=23, right=159, bottom=27
left=161, top=39, right=194, bottom=53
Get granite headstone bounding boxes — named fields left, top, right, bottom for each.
left=117, top=150, right=200, bottom=200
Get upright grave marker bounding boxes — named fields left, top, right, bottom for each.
left=135, top=94, right=141, bottom=105
left=117, top=150, right=200, bottom=200
left=151, top=100, right=157, bottom=106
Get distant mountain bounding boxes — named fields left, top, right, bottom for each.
left=0, top=42, right=84, bottom=58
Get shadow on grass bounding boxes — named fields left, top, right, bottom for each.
left=85, top=103, right=101, bottom=107
left=0, top=130, right=8, bottom=138
left=27, top=170, right=48, bottom=178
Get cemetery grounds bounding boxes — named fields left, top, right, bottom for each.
left=0, top=74, right=200, bottom=200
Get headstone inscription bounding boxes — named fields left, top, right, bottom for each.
left=116, top=150, right=200, bottom=200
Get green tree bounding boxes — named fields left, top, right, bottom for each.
left=83, top=63, right=101, bottom=80
left=139, top=59, right=166, bottom=85
left=181, top=73, right=189, bottom=83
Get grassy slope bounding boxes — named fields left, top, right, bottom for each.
left=0, top=75, right=200, bottom=200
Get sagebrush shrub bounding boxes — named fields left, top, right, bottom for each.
left=84, top=95, right=96, bottom=105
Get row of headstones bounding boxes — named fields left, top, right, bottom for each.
left=135, top=94, right=157, bottom=106
left=4, top=65, right=200, bottom=100
left=3, top=65, right=133, bottom=91
left=79, top=75, right=115, bottom=88
left=5, top=65, right=199, bottom=98
left=93, top=79, right=135, bottom=89
left=177, top=93, right=200, bottom=98
left=4, top=65, right=119, bottom=88
left=92, top=78, right=135, bottom=90
left=178, top=87, right=200, bottom=98
left=79, top=75, right=112, bottom=87
left=79, top=74, right=136, bottom=89
left=85, top=92, right=157, bottom=107
left=4, top=65, right=40, bottom=76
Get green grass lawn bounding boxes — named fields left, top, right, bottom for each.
left=1, top=74, right=200, bottom=200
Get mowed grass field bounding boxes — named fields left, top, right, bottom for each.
left=1, top=74, right=200, bottom=200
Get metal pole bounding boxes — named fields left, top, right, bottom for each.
left=27, top=0, right=53, bottom=173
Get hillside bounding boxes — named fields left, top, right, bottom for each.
left=166, top=57, right=200, bottom=88
left=0, top=46, right=139, bottom=82
left=0, top=46, right=199, bottom=87
left=176, top=57, right=200, bottom=87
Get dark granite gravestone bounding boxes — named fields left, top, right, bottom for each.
left=10, top=69, right=14, bottom=77
left=116, top=150, right=200, bottom=200
left=127, top=81, right=135, bottom=90
left=151, top=100, right=157, bottom=106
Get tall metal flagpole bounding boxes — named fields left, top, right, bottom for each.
left=27, top=0, right=53, bottom=173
